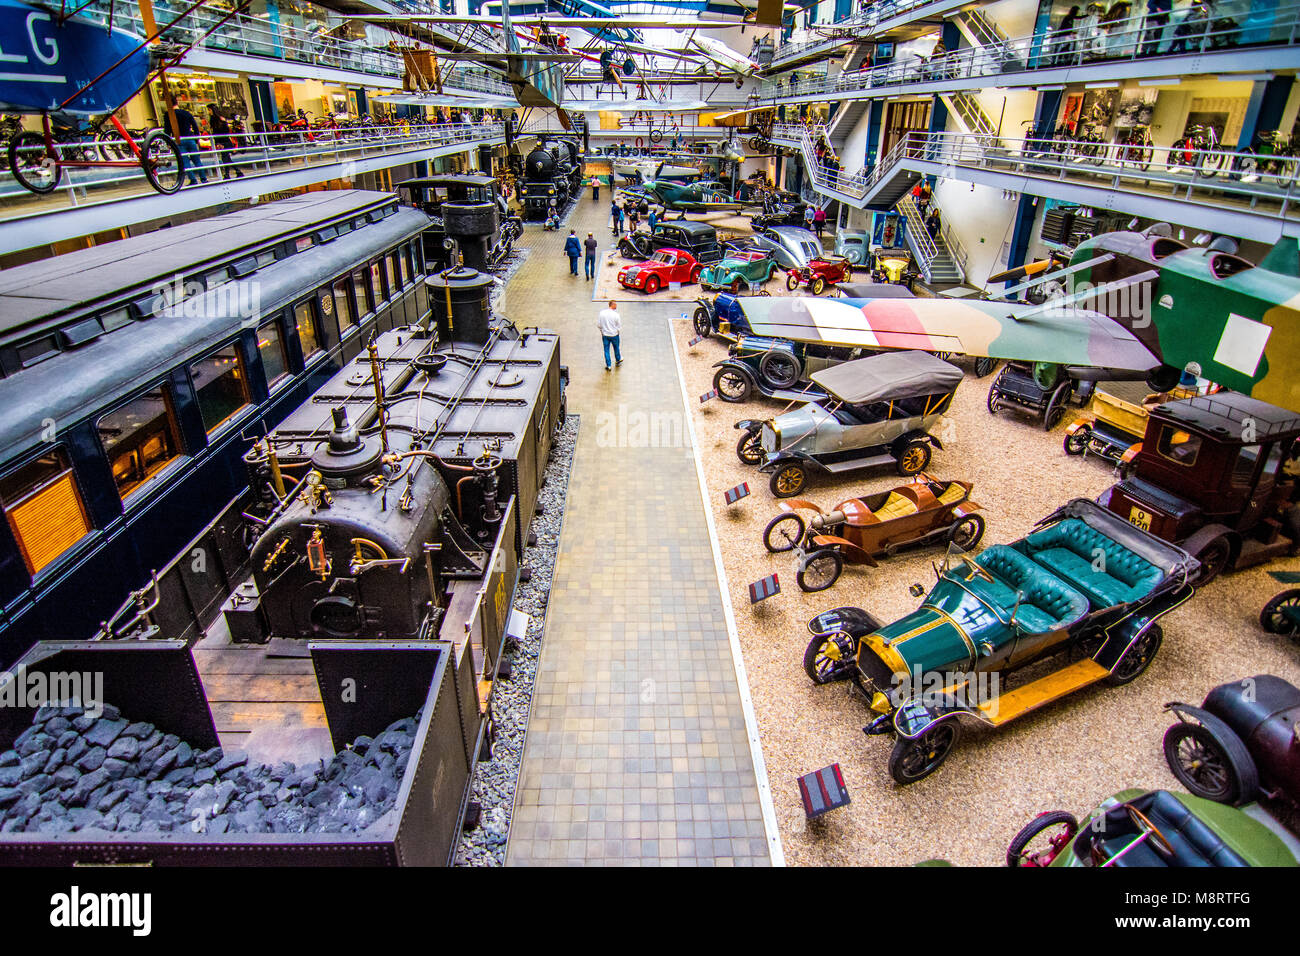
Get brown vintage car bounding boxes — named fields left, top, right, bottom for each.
left=762, top=475, right=985, bottom=591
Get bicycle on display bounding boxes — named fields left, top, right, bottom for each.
left=8, top=110, right=183, bottom=195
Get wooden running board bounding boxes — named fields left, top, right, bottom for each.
left=976, top=659, right=1108, bottom=726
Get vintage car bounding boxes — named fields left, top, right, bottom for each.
left=699, top=249, right=779, bottom=293
left=1007, top=788, right=1298, bottom=867
left=1164, top=675, right=1300, bottom=808
left=617, top=248, right=702, bottom=294
left=987, top=361, right=1084, bottom=431
left=691, top=293, right=748, bottom=341
left=802, top=498, right=1198, bottom=783
left=763, top=475, right=985, bottom=591
left=1065, top=378, right=1216, bottom=473
left=735, top=350, right=963, bottom=497
left=835, top=230, right=870, bottom=265
left=728, top=226, right=823, bottom=270
left=618, top=220, right=724, bottom=265
left=749, top=194, right=808, bottom=230
left=712, top=335, right=860, bottom=403
left=870, top=247, right=918, bottom=288
left=1098, top=391, right=1300, bottom=584
left=786, top=255, right=854, bottom=295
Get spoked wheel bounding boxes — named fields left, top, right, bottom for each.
left=1192, top=536, right=1233, bottom=585
left=715, top=368, right=752, bottom=403
left=8, top=131, right=60, bottom=194
left=1064, top=426, right=1090, bottom=455
left=142, top=131, right=183, bottom=194
left=947, top=513, right=985, bottom=550
left=1043, top=381, right=1071, bottom=431
left=758, top=350, right=800, bottom=389
left=692, top=307, right=712, bottom=338
left=986, top=386, right=1001, bottom=414
left=1104, top=624, right=1162, bottom=686
left=810, top=277, right=826, bottom=296
left=896, top=439, right=931, bottom=476
left=888, top=722, right=959, bottom=785
left=1162, top=722, right=1250, bottom=804
left=802, top=630, right=856, bottom=684
left=736, top=429, right=763, bottom=465
left=763, top=512, right=806, bottom=552
left=1006, top=811, right=1078, bottom=867
left=785, top=271, right=801, bottom=291
left=769, top=462, right=807, bottom=498
left=973, top=356, right=997, bottom=378
left=797, top=548, right=843, bottom=592
left=1260, top=589, right=1300, bottom=637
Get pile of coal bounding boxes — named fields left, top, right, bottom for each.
left=0, top=706, right=420, bottom=837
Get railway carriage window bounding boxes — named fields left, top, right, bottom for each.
left=1156, top=426, right=1201, bottom=466
left=100, top=308, right=132, bottom=333
left=331, top=277, right=355, bottom=336
left=370, top=260, right=385, bottom=305
left=0, top=449, right=92, bottom=577
left=189, top=345, right=251, bottom=435
left=386, top=252, right=400, bottom=292
left=98, top=388, right=183, bottom=501
left=18, top=336, right=58, bottom=368
left=257, top=320, right=290, bottom=389
left=399, top=245, right=411, bottom=284
left=294, top=302, right=323, bottom=361
left=352, top=269, right=372, bottom=315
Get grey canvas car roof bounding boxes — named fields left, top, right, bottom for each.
left=810, top=350, right=963, bottom=403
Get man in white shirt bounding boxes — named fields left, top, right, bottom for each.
left=597, top=300, right=623, bottom=370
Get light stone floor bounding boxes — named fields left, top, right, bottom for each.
left=501, top=198, right=772, bottom=866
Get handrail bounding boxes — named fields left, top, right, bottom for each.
left=762, top=0, right=1300, bottom=100
left=0, top=121, right=505, bottom=218
left=897, top=193, right=936, bottom=264
left=770, top=0, right=952, bottom=66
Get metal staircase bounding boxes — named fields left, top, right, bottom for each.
left=826, top=98, right=872, bottom=147
left=956, top=8, right=1015, bottom=61
left=769, top=122, right=921, bottom=208
left=939, top=91, right=998, bottom=139
left=897, top=194, right=964, bottom=287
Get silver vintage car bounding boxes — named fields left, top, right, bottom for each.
left=735, top=351, right=964, bottom=497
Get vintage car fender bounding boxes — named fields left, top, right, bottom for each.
left=807, top=605, right=883, bottom=637
left=810, top=533, right=877, bottom=566
left=776, top=497, right=826, bottom=516
left=1064, top=416, right=1094, bottom=437
left=1181, top=523, right=1241, bottom=567
left=733, top=418, right=764, bottom=434
left=891, top=696, right=974, bottom=739
left=897, top=428, right=943, bottom=451
left=1164, top=702, right=1261, bottom=801
left=712, top=358, right=756, bottom=383
left=952, top=500, right=982, bottom=518
left=759, top=451, right=824, bottom=474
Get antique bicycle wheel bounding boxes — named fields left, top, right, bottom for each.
left=763, top=513, right=806, bottom=553
left=142, top=131, right=184, bottom=194
left=8, top=131, right=60, bottom=194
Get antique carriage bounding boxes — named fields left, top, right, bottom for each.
left=763, top=476, right=985, bottom=591
left=802, top=498, right=1197, bottom=784
left=987, top=361, right=1082, bottom=431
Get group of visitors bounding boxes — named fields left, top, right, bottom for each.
left=170, top=104, right=247, bottom=187
left=564, top=230, right=601, bottom=280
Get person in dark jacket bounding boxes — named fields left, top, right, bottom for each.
left=584, top=232, right=599, bottom=280
left=206, top=105, right=243, bottom=180
left=564, top=230, right=581, bottom=275
left=172, top=105, right=206, bottom=186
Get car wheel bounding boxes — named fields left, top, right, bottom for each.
left=769, top=462, right=807, bottom=497
left=729, top=278, right=743, bottom=294
left=1260, top=589, right=1300, bottom=637
left=714, top=367, right=752, bottom=403
left=763, top=513, right=807, bottom=552
left=810, top=277, right=826, bottom=296
left=618, top=239, right=638, bottom=258
left=736, top=429, right=763, bottom=465
left=644, top=275, right=660, bottom=294
left=947, top=514, right=985, bottom=550
left=888, top=722, right=959, bottom=785
left=896, top=440, right=931, bottom=476
left=797, top=548, right=843, bottom=592
left=785, top=272, right=800, bottom=291
left=693, top=307, right=712, bottom=338
left=758, top=350, right=800, bottom=389
left=802, top=630, right=856, bottom=684
left=1064, top=427, right=1090, bottom=455
left=1192, top=536, right=1233, bottom=585
left=843, top=264, right=853, bottom=281
left=1104, top=624, right=1162, bottom=686
left=1006, top=812, right=1078, bottom=867
left=1163, top=722, right=1254, bottom=805
left=973, top=356, right=997, bottom=378
left=986, top=387, right=1001, bottom=414
left=690, top=265, right=701, bottom=283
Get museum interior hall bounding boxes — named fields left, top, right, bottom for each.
left=0, top=0, right=1299, bottom=889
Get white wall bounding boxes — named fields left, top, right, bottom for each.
left=932, top=178, right=1021, bottom=287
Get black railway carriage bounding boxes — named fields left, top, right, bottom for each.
left=0, top=191, right=434, bottom=666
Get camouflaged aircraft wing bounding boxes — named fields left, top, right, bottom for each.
left=734, top=296, right=1161, bottom=371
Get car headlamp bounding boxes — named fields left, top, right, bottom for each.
left=870, top=692, right=891, bottom=714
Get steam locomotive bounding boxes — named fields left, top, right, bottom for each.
left=521, top=139, right=584, bottom=220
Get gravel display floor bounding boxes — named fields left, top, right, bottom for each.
left=671, top=319, right=1300, bottom=867
left=454, top=414, right=579, bottom=866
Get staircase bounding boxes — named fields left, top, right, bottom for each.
left=768, top=121, right=922, bottom=209
left=940, top=91, right=998, bottom=139
left=898, top=194, right=964, bottom=287
left=826, top=98, right=871, bottom=147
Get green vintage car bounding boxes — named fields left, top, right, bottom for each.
left=1007, top=788, right=1300, bottom=867
left=699, top=248, right=778, bottom=293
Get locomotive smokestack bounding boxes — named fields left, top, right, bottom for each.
left=328, top=407, right=361, bottom=453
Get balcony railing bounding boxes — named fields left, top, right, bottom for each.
left=770, top=0, right=952, bottom=66
left=0, top=121, right=504, bottom=220
left=761, top=1, right=1300, bottom=99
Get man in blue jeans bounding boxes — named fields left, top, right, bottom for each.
left=597, top=300, right=622, bottom=370
left=564, top=230, right=581, bottom=275
left=171, top=105, right=207, bottom=186
left=584, top=232, right=598, bottom=280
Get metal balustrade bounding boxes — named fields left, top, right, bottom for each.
left=770, top=0, right=949, bottom=66
left=761, top=1, right=1300, bottom=100
left=0, top=122, right=504, bottom=219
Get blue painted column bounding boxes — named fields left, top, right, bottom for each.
left=354, top=88, right=368, bottom=117
left=1236, top=76, right=1293, bottom=151
left=864, top=99, right=883, bottom=173
left=1004, top=194, right=1039, bottom=293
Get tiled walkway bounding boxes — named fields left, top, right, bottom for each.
left=502, top=196, right=775, bottom=865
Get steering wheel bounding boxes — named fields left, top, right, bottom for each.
left=962, top=554, right=993, bottom=582
left=1124, top=804, right=1175, bottom=859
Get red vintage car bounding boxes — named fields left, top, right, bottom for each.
left=617, top=248, right=702, bottom=294
left=786, top=255, right=853, bottom=295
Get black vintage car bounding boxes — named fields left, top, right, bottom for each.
left=618, top=220, right=724, bottom=265
left=987, top=361, right=1092, bottom=431
left=1164, top=675, right=1300, bottom=809
left=713, top=334, right=859, bottom=403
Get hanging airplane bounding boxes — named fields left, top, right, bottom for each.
left=623, top=178, right=762, bottom=217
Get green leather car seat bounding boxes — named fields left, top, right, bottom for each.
left=973, top=545, right=1088, bottom=634
left=1087, top=791, right=1250, bottom=867
left=1022, top=519, right=1163, bottom=608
